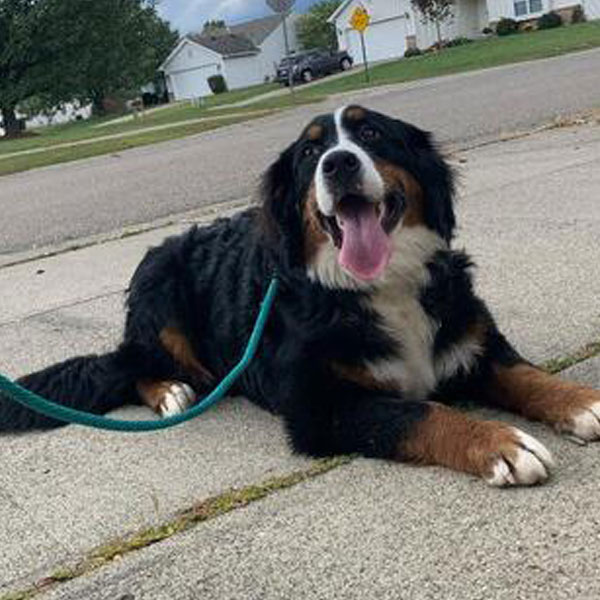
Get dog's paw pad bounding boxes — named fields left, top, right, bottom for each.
left=568, top=402, right=600, bottom=442
left=485, top=429, right=554, bottom=487
left=159, top=383, right=195, bottom=417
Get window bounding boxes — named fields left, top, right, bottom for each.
left=514, top=1, right=527, bottom=15
left=514, top=0, right=543, bottom=16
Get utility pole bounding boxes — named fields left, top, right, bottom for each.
left=266, top=0, right=297, bottom=100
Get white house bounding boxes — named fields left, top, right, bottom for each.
left=329, top=0, right=600, bottom=64
left=160, top=14, right=300, bottom=100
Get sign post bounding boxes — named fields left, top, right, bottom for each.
left=266, top=0, right=296, bottom=98
left=349, top=6, right=371, bottom=83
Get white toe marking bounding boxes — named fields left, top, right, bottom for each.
left=160, top=383, right=195, bottom=417
left=514, top=429, right=555, bottom=469
left=486, top=429, right=553, bottom=487
left=486, top=459, right=515, bottom=487
left=570, top=403, right=600, bottom=441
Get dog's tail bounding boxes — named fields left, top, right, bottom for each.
left=0, top=351, right=135, bottom=432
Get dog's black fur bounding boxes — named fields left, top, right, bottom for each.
left=2, top=106, right=596, bottom=484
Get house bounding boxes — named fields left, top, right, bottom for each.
left=160, top=14, right=300, bottom=100
left=328, top=0, right=600, bottom=64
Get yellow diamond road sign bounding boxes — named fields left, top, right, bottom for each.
left=350, top=6, right=370, bottom=32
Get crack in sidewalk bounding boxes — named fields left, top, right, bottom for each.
left=0, top=456, right=353, bottom=600
left=2, top=335, right=600, bottom=599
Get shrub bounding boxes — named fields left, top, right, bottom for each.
left=537, top=11, right=562, bottom=29
left=404, top=47, right=423, bottom=58
left=496, top=17, right=519, bottom=36
left=571, top=5, right=586, bottom=23
left=446, top=36, right=473, bottom=47
left=207, top=74, right=228, bottom=95
left=482, top=26, right=493, bottom=34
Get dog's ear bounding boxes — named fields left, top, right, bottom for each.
left=389, top=120, right=456, bottom=242
left=405, top=125, right=456, bottom=242
left=260, top=143, right=296, bottom=237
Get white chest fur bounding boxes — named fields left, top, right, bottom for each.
left=367, top=284, right=438, bottom=398
left=308, top=225, right=483, bottom=398
left=365, top=226, right=483, bottom=399
left=365, top=226, right=441, bottom=398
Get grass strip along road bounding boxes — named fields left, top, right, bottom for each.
left=1, top=21, right=599, bottom=176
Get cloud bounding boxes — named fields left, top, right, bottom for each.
left=158, top=0, right=271, bottom=33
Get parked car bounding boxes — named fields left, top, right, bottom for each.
left=276, top=49, right=353, bottom=85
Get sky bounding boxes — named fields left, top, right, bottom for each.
left=157, top=0, right=323, bottom=34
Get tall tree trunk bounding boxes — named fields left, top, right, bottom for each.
left=1, top=105, right=21, bottom=138
left=91, top=90, right=106, bottom=117
left=435, top=19, right=442, bottom=47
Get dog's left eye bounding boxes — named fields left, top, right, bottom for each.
left=360, top=126, right=380, bottom=142
left=302, top=145, right=321, bottom=158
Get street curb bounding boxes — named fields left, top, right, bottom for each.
left=0, top=198, right=251, bottom=271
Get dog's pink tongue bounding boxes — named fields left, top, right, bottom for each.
left=338, top=203, right=392, bottom=281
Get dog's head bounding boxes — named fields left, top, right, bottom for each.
left=261, top=105, right=455, bottom=287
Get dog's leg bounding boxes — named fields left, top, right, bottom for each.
left=398, top=402, right=554, bottom=486
left=286, top=394, right=553, bottom=486
left=158, top=326, right=215, bottom=388
left=136, top=380, right=196, bottom=417
left=487, top=362, right=600, bottom=443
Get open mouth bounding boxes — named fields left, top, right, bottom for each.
left=318, top=192, right=404, bottom=282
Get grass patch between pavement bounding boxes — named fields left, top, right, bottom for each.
left=543, top=340, right=600, bottom=374
left=0, top=456, right=352, bottom=600
left=3, top=336, right=600, bottom=599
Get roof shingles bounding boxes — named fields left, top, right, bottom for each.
left=187, top=14, right=285, bottom=57
left=188, top=33, right=259, bottom=57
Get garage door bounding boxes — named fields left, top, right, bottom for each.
left=346, top=18, right=408, bottom=64
left=171, top=64, right=219, bottom=100
left=583, top=0, right=600, bottom=18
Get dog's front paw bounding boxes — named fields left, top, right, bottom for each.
left=559, top=399, right=600, bottom=443
left=159, top=382, right=196, bottom=417
left=482, top=427, right=554, bottom=487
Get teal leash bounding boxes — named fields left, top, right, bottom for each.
left=0, top=276, right=279, bottom=433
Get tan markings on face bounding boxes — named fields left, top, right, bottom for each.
left=345, top=106, right=366, bottom=121
left=303, top=182, right=329, bottom=265
left=306, top=124, right=324, bottom=141
left=375, top=160, right=425, bottom=227
left=331, top=361, right=400, bottom=393
left=399, top=402, right=523, bottom=478
left=489, top=363, right=600, bottom=435
left=159, top=326, right=214, bottom=385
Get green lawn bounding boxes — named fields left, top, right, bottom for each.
left=2, top=21, right=599, bottom=175
left=298, top=20, right=600, bottom=97
left=0, top=112, right=274, bottom=176
left=0, top=83, right=280, bottom=157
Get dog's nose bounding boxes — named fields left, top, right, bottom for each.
left=322, top=150, right=360, bottom=179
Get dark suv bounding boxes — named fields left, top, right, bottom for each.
left=276, top=49, right=353, bottom=85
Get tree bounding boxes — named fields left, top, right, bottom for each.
left=297, top=0, right=341, bottom=50
left=0, top=0, right=177, bottom=136
left=64, top=0, right=178, bottom=115
left=202, top=19, right=227, bottom=36
left=0, top=0, right=56, bottom=137
left=411, top=0, right=454, bottom=47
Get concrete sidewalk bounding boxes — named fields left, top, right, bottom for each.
left=1, top=122, right=600, bottom=599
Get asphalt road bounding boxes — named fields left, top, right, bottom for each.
left=1, top=48, right=600, bottom=256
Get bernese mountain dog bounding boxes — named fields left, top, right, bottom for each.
left=2, top=105, right=599, bottom=486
